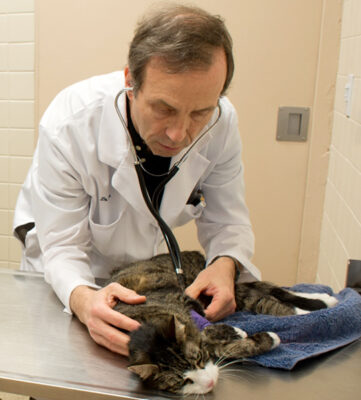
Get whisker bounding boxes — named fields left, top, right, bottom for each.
left=214, top=349, right=237, bottom=366
left=220, top=371, right=253, bottom=381
left=216, top=353, right=232, bottom=365
left=220, top=342, right=247, bottom=360
left=214, top=356, right=222, bottom=365
left=218, top=358, right=243, bottom=370
left=220, top=367, right=257, bottom=381
left=215, top=355, right=227, bottom=367
left=220, top=370, right=240, bottom=376
left=221, top=369, right=244, bottom=376
left=219, top=374, right=241, bottom=380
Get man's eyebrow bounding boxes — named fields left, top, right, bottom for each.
left=192, top=105, right=217, bottom=113
left=150, top=99, right=216, bottom=113
left=150, top=99, right=176, bottom=110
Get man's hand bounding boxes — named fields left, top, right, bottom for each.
left=69, top=283, right=146, bottom=356
left=185, top=256, right=237, bottom=321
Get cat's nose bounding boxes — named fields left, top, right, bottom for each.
left=207, top=379, right=214, bottom=389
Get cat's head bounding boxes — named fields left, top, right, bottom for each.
left=128, top=315, right=218, bottom=394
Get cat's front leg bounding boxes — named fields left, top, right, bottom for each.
left=202, top=324, right=280, bottom=359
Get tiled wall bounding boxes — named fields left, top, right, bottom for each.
left=316, top=0, right=361, bottom=290
left=0, top=0, right=34, bottom=269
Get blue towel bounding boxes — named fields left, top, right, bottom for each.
left=219, top=284, right=361, bottom=370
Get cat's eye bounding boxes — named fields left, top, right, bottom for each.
left=196, top=352, right=205, bottom=365
left=184, top=378, right=194, bottom=385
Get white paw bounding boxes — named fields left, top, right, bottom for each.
left=233, top=327, right=248, bottom=339
left=317, top=293, right=338, bottom=308
left=295, top=307, right=310, bottom=315
left=267, top=332, right=281, bottom=349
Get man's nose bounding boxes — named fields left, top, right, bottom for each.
left=165, top=116, right=190, bottom=143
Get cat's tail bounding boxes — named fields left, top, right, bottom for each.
left=286, top=290, right=338, bottom=315
left=235, top=281, right=337, bottom=316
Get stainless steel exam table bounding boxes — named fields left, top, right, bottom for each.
left=0, top=269, right=360, bottom=400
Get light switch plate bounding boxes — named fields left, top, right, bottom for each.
left=276, top=107, right=310, bottom=142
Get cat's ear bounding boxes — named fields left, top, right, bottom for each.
left=128, top=364, right=159, bottom=380
left=164, top=315, right=186, bottom=342
left=173, top=315, right=186, bottom=342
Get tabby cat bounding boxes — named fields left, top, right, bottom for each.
left=109, top=251, right=337, bottom=395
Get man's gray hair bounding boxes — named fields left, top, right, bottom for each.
left=127, top=4, right=234, bottom=95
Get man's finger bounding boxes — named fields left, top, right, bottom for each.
left=204, top=300, right=221, bottom=321
left=204, top=291, right=236, bottom=321
left=185, top=282, right=203, bottom=299
left=105, top=282, right=146, bottom=306
left=103, top=306, right=142, bottom=331
left=91, top=324, right=131, bottom=356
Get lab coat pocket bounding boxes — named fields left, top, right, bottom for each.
left=88, top=196, right=127, bottom=260
left=174, top=203, right=205, bottom=227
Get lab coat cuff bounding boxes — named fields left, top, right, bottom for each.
left=207, top=254, right=261, bottom=282
left=208, top=255, right=241, bottom=280
left=63, top=281, right=101, bottom=315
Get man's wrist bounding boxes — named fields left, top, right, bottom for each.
left=210, top=255, right=242, bottom=281
left=69, top=285, right=95, bottom=322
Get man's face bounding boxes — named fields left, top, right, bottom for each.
left=125, top=49, right=227, bottom=157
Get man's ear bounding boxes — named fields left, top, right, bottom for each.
left=124, top=66, right=134, bottom=98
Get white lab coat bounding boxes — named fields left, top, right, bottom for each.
left=13, top=71, right=260, bottom=312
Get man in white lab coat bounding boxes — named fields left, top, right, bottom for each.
left=13, top=4, right=260, bottom=356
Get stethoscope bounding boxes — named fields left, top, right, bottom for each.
left=114, top=87, right=222, bottom=290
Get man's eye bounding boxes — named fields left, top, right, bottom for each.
left=159, top=108, right=172, bottom=115
left=191, top=110, right=211, bottom=121
left=153, top=106, right=173, bottom=116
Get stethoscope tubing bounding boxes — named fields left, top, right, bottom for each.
left=114, top=87, right=222, bottom=290
left=134, top=162, right=186, bottom=289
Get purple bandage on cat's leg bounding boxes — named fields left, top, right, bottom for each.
left=190, top=310, right=212, bottom=330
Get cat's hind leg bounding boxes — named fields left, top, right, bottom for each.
left=236, top=282, right=338, bottom=316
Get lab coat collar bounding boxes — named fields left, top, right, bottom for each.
left=98, top=87, right=131, bottom=169
left=98, top=92, right=154, bottom=221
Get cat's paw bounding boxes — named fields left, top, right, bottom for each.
left=267, top=332, right=281, bottom=349
left=233, top=327, right=248, bottom=339
left=295, top=307, right=310, bottom=315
